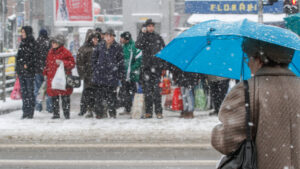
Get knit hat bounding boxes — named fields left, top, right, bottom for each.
left=120, top=31, right=131, bottom=41
left=52, top=34, right=66, bottom=46
left=95, top=27, right=102, bottom=34
left=39, top=29, right=48, bottom=38
left=145, top=19, right=155, bottom=26
left=105, top=28, right=116, bottom=37
left=242, top=38, right=294, bottom=64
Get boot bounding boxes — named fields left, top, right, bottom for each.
left=51, top=115, right=60, bottom=119
left=85, top=112, right=94, bottom=118
left=184, top=111, right=194, bottom=119
left=179, top=111, right=186, bottom=118
left=64, top=111, right=70, bottom=119
left=156, top=113, right=163, bottom=119
left=142, top=113, right=153, bottom=119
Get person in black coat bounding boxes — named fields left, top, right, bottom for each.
left=34, top=29, right=52, bottom=113
left=16, top=26, right=38, bottom=119
left=135, top=19, right=165, bottom=119
left=172, top=66, right=201, bottom=119
left=91, top=28, right=125, bottom=119
left=77, top=29, right=99, bottom=117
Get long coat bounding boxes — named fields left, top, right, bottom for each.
left=211, top=66, right=300, bottom=169
left=16, top=36, right=38, bottom=77
left=172, top=66, right=201, bottom=88
left=76, top=30, right=95, bottom=89
left=135, top=31, right=165, bottom=85
left=91, top=40, right=124, bottom=87
left=43, top=46, right=75, bottom=96
left=36, top=36, right=50, bottom=73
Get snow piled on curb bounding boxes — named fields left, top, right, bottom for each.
left=0, top=98, right=22, bottom=113
left=0, top=110, right=219, bottom=144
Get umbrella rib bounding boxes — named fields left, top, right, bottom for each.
left=291, top=62, right=300, bottom=75
left=183, top=41, right=208, bottom=71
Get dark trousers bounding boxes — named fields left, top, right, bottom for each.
left=209, top=79, right=229, bottom=114
left=95, top=85, right=117, bottom=118
left=143, top=80, right=162, bottom=115
left=118, top=81, right=136, bottom=112
left=52, top=95, right=71, bottom=118
left=19, top=76, right=35, bottom=118
left=80, top=87, right=96, bottom=114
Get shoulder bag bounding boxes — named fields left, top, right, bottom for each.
left=217, top=80, right=258, bottom=169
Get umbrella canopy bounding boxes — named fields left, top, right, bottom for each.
left=284, top=13, right=300, bottom=36
left=156, top=19, right=300, bottom=80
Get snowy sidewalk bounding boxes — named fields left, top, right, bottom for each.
left=0, top=87, right=219, bottom=144
left=0, top=109, right=219, bottom=144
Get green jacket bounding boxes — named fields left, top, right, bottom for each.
left=123, top=39, right=142, bottom=82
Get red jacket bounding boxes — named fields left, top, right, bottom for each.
left=43, top=46, right=75, bottom=96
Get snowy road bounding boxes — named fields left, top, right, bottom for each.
left=0, top=143, right=221, bottom=169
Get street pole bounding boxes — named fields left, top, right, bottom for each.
left=12, top=6, right=16, bottom=49
left=258, top=0, right=263, bottom=23
left=0, top=0, right=4, bottom=52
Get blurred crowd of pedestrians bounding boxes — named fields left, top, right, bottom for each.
left=15, top=18, right=230, bottom=120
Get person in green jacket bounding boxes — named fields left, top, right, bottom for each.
left=118, top=31, right=142, bottom=115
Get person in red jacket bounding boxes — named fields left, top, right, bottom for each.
left=43, top=34, right=75, bottom=119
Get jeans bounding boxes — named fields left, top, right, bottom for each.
left=34, top=74, right=53, bottom=112
left=181, top=86, right=195, bottom=112
left=19, top=76, right=35, bottom=118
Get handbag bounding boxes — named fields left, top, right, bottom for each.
left=10, top=77, right=22, bottom=100
left=159, top=76, right=171, bottom=95
left=217, top=80, right=258, bottom=169
left=66, top=66, right=81, bottom=88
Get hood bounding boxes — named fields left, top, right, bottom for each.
left=84, top=29, right=98, bottom=46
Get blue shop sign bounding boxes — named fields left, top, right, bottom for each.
left=185, top=0, right=284, bottom=14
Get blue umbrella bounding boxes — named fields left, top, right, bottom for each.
left=156, top=19, right=300, bottom=80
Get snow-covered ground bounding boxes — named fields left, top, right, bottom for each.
left=0, top=108, right=219, bottom=144
left=0, top=85, right=219, bottom=144
left=0, top=98, right=22, bottom=113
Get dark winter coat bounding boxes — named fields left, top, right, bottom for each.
left=36, top=36, right=50, bottom=73
left=16, top=36, right=38, bottom=77
left=211, top=66, right=300, bottom=169
left=135, top=31, right=165, bottom=85
left=91, top=40, right=124, bottom=87
left=43, top=46, right=75, bottom=97
left=76, top=30, right=96, bottom=89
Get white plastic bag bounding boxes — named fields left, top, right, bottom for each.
left=36, top=81, right=47, bottom=102
left=71, top=66, right=79, bottom=77
left=131, top=93, right=145, bottom=119
left=51, top=62, right=66, bottom=90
